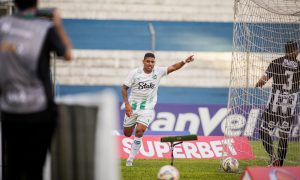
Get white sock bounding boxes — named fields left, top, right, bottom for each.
left=128, top=137, right=142, bottom=161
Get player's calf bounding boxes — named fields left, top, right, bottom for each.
left=135, top=123, right=147, bottom=137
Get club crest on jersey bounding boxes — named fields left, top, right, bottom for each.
left=152, top=74, right=157, bottom=79
left=282, top=59, right=298, bottom=69
left=138, top=82, right=155, bottom=89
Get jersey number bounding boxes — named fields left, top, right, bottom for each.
left=271, top=71, right=296, bottom=114
left=283, top=71, right=294, bottom=90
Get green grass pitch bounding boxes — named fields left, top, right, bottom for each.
left=121, top=141, right=300, bottom=180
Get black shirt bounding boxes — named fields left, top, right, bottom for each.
left=266, top=56, right=300, bottom=115
left=38, top=25, right=66, bottom=106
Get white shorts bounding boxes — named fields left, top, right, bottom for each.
left=123, top=109, right=155, bottom=127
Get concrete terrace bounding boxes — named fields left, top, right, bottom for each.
left=40, top=0, right=234, bottom=22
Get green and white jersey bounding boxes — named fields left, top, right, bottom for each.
left=124, top=66, right=168, bottom=110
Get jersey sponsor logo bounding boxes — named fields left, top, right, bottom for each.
left=270, top=91, right=297, bottom=114
left=281, top=121, right=290, bottom=129
left=119, top=136, right=254, bottom=159
left=1, top=22, right=32, bottom=39
left=268, top=121, right=276, bottom=129
left=138, top=82, right=155, bottom=89
left=282, top=59, right=298, bottom=69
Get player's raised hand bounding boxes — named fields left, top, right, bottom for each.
left=125, top=103, right=133, bottom=117
left=184, top=55, right=195, bottom=63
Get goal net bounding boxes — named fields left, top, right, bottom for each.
left=223, top=0, right=300, bottom=168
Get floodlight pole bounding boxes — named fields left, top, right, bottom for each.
left=170, top=141, right=183, bottom=166
left=8, top=0, right=13, bottom=15
left=148, top=23, right=156, bottom=52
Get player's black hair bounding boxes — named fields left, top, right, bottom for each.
left=285, top=41, right=298, bottom=54
left=14, top=0, right=37, bottom=11
left=144, top=52, right=155, bottom=59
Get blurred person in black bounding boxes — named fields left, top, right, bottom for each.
left=255, top=41, right=299, bottom=166
left=0, top=0, right=72, bottom=179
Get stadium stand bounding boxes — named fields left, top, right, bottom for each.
left=55, top=50, right=231, bottom=87
left=39, top=0, right=234, bottom=22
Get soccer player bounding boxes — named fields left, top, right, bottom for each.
left=122, top=52, right=194, bottom=166
left=255, top=41, right=299, bottom=166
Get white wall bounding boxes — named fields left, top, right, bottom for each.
left=40, top=0, right=234, bottom=22
left=53, top=50, right=231, bottom=87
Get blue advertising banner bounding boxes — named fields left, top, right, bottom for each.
left=120, top=103, right=300, bottom=138
left=120, top=103, right=229, bottom=136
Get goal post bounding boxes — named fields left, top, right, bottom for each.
left=223, top=0, right=300, bottom=168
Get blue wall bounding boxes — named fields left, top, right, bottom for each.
left=63, top=19, right=300, bottom=52
left=57, top=85, right=229, bottom=105
left=63, top=19, right=233, bottom=52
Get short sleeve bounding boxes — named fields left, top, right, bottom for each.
left=123, top=70, right=135, bottom=87
left=265, top=61, right=276, bottom=78
left=47, top=26, right=66, bottom=57
left=157, top=67, right=168, bottom=78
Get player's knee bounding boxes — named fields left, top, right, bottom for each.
left=123, top=130, right=132, bottom=137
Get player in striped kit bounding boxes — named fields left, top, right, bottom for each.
left=256, top=41, right=299, bottom=166
left=122, top=52, right=194, bottom=166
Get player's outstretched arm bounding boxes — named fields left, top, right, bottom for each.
left=167, top=55, right=194, bottom=74
left=255, top=75, right=270, bottom=87
left=121, top=85, right=133, bottom=117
